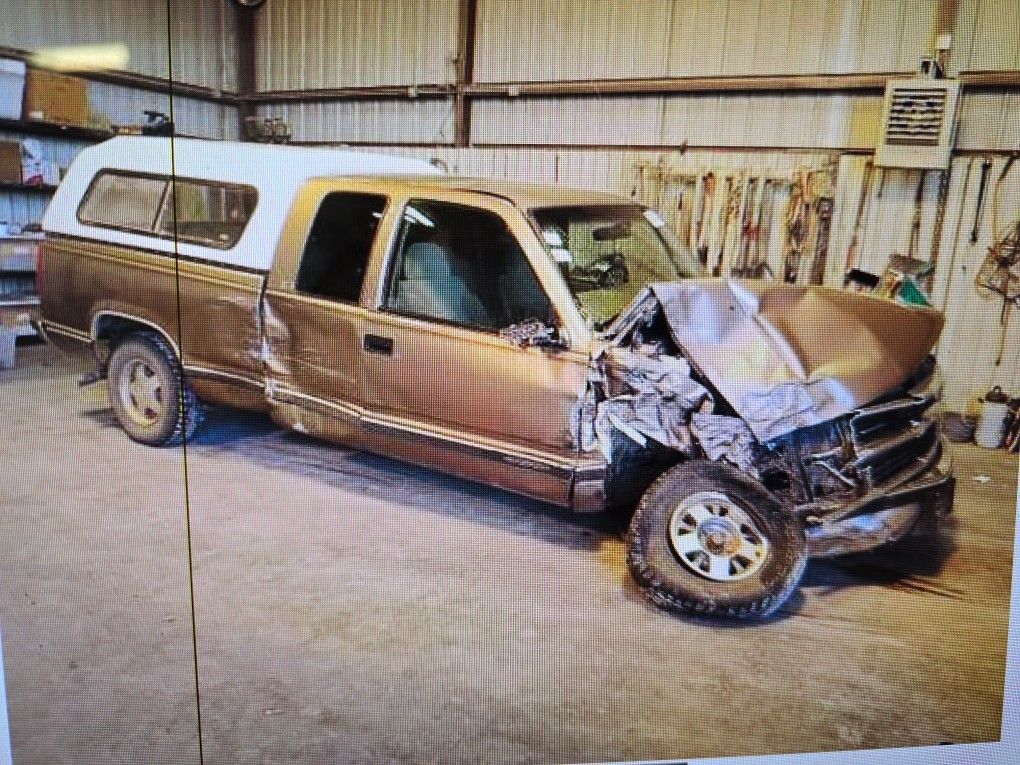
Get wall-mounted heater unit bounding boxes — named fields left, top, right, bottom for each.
left=875, top=78, right=960, bottom=170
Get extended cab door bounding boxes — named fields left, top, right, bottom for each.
left=261, top=183, right=391, bottom=441
left=354, top=193, right=592, bottom=506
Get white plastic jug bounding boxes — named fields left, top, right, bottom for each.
left=976, top=387, right=1010, bottom=448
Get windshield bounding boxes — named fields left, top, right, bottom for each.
left=531, top=204, right=704, bottom=329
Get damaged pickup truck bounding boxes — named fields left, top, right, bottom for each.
left=37, top=136, right=954, bottom=619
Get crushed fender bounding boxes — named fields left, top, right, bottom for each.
left=576, top=345, right=712, bottom=463
left=690, top=413, right=759, bottom=476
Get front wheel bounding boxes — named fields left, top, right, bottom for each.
left=107, top=331, right=203, bottom=446
left=626, top=460, right=807, bottom=620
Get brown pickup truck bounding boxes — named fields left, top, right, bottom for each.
left=37, top=136, right=955, bottom=619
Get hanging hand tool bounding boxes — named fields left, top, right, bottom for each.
left=990, top=151, right=1019, bottom=365
left=844, top=159, right=875, bottom=278
left=675, top=174, right=699, bottom=247
left=733, top=177, right=760, bottom=277
left=749, top=178, right=770, bottom=277
left=925, top=165, right=953, bottom=292
left=809, top=196, right=835, bottom=285
left=688, top=172, right=705, bottom=253
left=647, top=155, right=668, bottom=212
left=735, top=177, right=768, bottom=277
left=938, top=157, right=974, bottom=310
left=713, top=174, right=739, bottom=277
left=730, top=175, right=754, bottom=277
left=695, top=171, right=716, bottom=267
left=756, top=179, right=779, bottom=278
left=783, top=171, right=812, bottom=283
left=633, top=162, right=646, bottom=200
left=906, top=170, right=927, bottom=258
left=971, top=157, right=994, bottom=244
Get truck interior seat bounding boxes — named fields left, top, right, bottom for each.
left=395, top=241, right=491, bottom=327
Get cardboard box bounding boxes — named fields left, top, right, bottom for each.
left=0, top=141, right=20, bottom=184
left=22, top=68, right=90, bottom=127
left=0, top=58, right=26, bottom=120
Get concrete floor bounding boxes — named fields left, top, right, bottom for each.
left=1, top=343, right=1017, bottom=764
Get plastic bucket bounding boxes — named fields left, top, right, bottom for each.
left=976, top=400, right=1009, bottom=448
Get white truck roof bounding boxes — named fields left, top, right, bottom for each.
left=42, top=136, right=440, bottom=271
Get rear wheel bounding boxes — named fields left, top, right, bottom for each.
left=627, top=460, right=807, bottom=619
left=107, top=332, right=202, bottom=446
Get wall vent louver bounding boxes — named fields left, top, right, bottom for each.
left=875, top=79, right=960, bottom=169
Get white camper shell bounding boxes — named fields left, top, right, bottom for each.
left=41, top=136, right=441, bottom=271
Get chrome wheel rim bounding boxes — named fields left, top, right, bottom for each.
left=118, top=359, right=164, bottom=427
left=668, top=491, right=770, bottom=582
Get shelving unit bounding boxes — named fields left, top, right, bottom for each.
left=0, top=234, right=40, bottom=353
left=0, top=116, right=112, bottom=142
left=0, top=181, right=57, bottom=194
left=0, top=118, right=106, bottom=198
left=0, top=117, right=110, bottom=226
left=0, top=113, right=104, bottom=345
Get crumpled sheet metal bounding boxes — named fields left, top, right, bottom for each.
left=259, top=300, right=292, bottom=379
left=644, top=280, right=944, bottom=442
left=690, top=413, right=759, bottom=475
left=577, top=347, right=711, bottom=461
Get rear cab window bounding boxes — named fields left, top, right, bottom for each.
left=77, top=170, right=258, bottom=250
left=294, top=191, right=389, bottom=303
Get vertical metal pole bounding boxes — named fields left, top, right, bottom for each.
left=234, top=4, right=258, bottom=139
left=454, top=0, right=478, bottom=147
left=931, top=0, right=958, bottom=73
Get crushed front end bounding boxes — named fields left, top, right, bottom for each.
left=588, top=279, right=956, bottom=557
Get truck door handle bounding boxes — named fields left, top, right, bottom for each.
left=363, top=333, right=394, bottom=355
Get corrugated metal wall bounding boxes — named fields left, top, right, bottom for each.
left=257, top=99, right=454, bottom=143
left=0, top=0, right=238, bottom=90
left=474, top=0, right=1019, bottom=79
left=244, top=0, right=1020, bottom=412
left=474, top=0, right=933, bottom=80
left=254, top=0, right=1019, bottom=151
left=255, top=0, right=459, bottom=89
left=471, top=93, right=889, bottom=149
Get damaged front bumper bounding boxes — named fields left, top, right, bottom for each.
left=793, top=396, right=956, bottom=558
left=803, top=459, right=954, bottom=557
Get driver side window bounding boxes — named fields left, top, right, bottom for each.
left=385, top=200, right=554, bottom=331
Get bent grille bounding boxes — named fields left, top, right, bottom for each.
left=847, top=396, right=939, bottom=487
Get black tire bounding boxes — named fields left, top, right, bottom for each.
left=627, top=460, right=807, bottom=620
left=107, top=331, right=203, bottom=446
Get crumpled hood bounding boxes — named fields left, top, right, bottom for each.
left=627, top=279, right=944, bottom=443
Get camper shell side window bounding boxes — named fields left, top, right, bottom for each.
left=77, top=170, right=258, bottom=250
